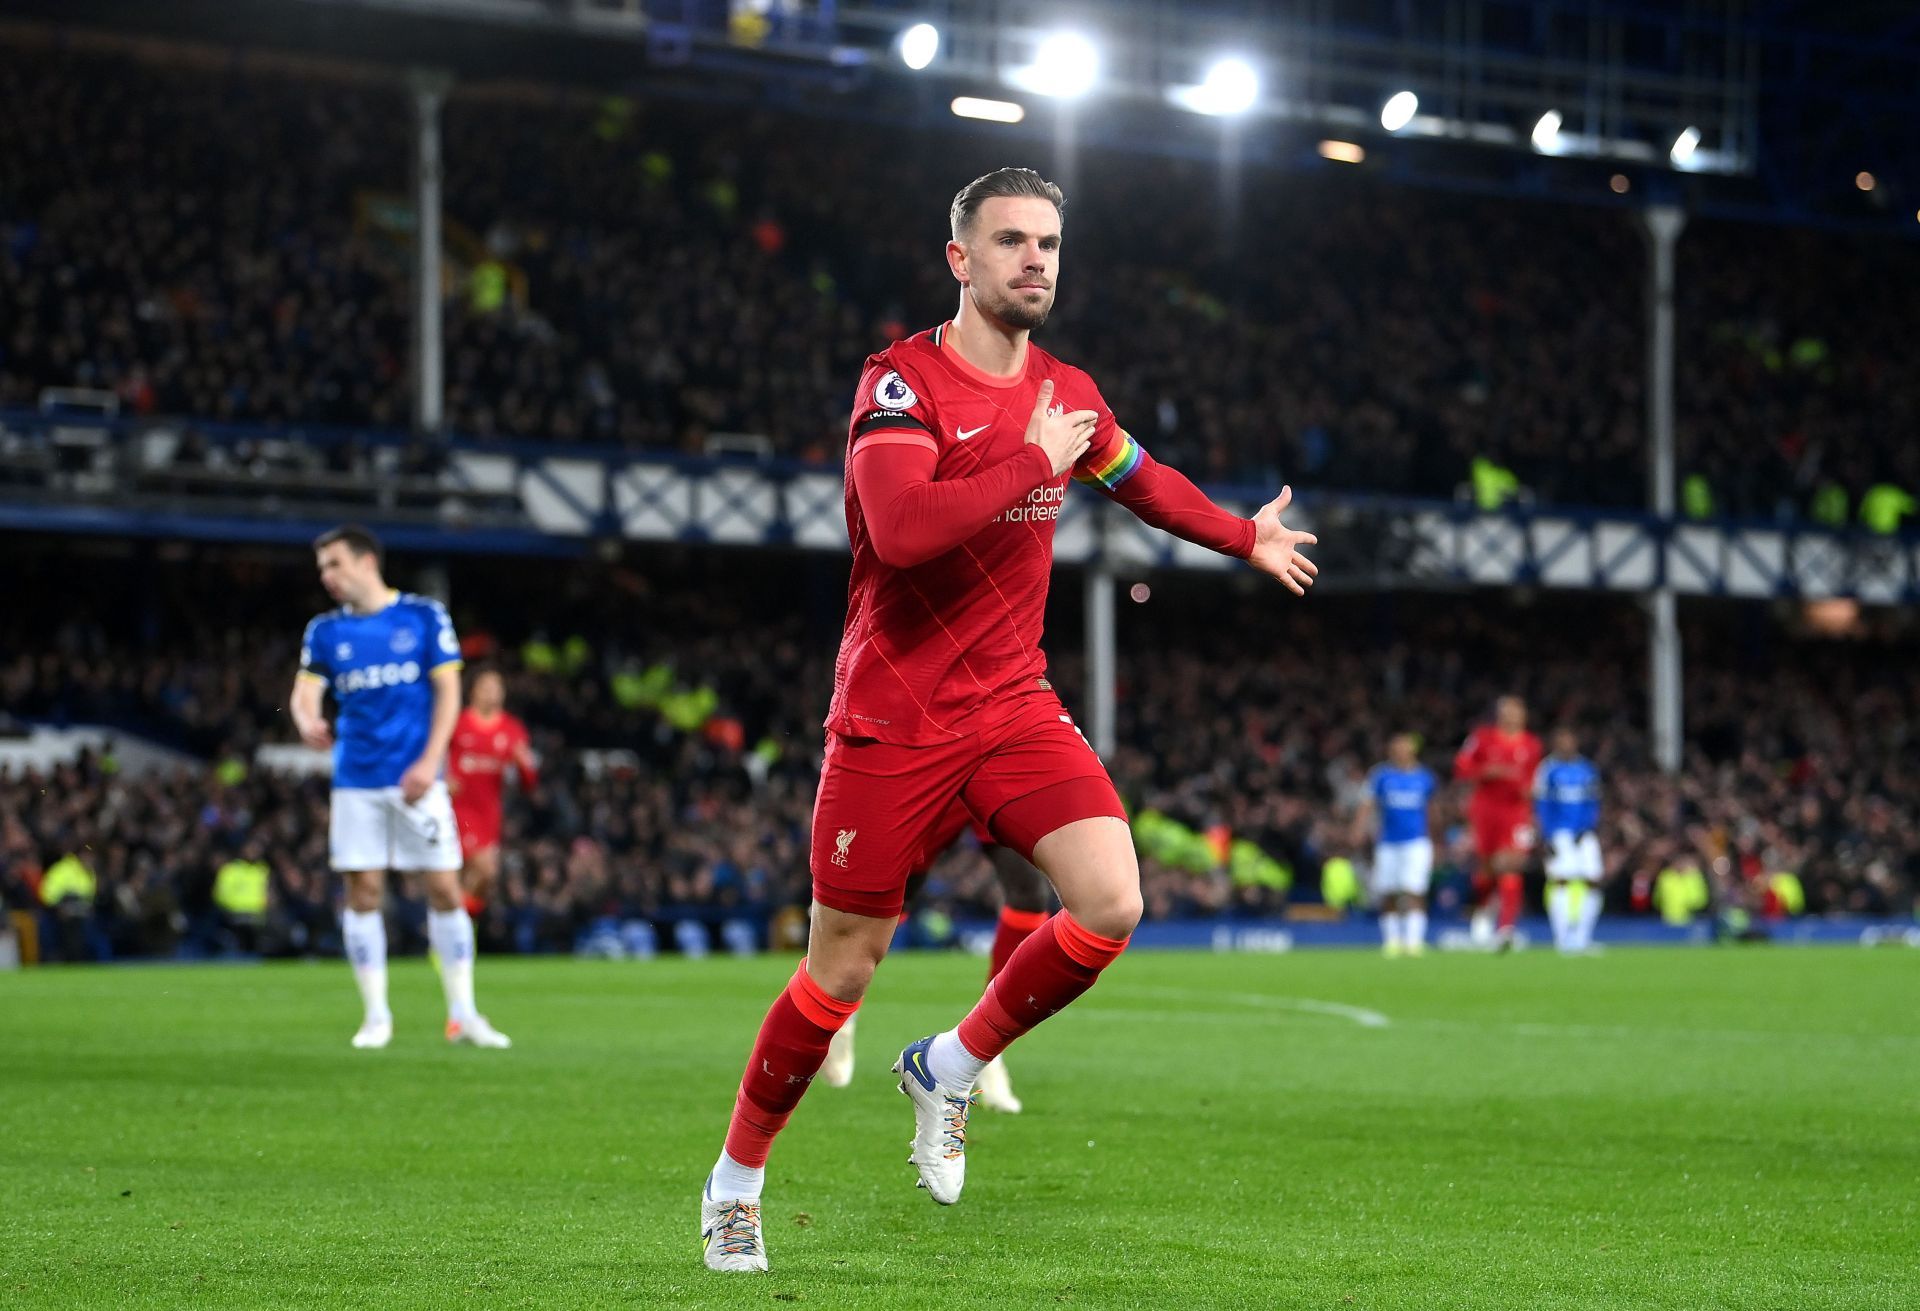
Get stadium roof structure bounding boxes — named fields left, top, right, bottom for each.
left=11, top=0, right=1920, bottom=234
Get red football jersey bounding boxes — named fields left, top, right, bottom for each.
left=447, top=709, right=534, bottom=820
left=826, top=323, right=1138, bottom=745
left=1454, top=726, right=1543, bottom=815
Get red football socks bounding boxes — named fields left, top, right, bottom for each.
left=957, top=912, right=1128, bottom=1062
left=1496, top=872, right=1525, bottom=931
left=723, top=961, right=860, bottom=1168
left=988, top=906, right=1051, bottom=982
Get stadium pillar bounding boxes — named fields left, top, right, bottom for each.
left=410, top=70, right=451, bottom=435
left=1085, top=561, right=1117, bottom=760
left=1217, top=124, right=1244, bottom=258
left=1642, top=205, right=1686, bottom=775
left=1052, top=106, right=1080, bottom=206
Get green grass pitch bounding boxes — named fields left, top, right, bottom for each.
left=3, top=947, right=1916, bottom=1309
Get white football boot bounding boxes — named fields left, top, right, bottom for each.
left=351, top=1016, right=392, bottom=1049
left=820, top=1013, right=856, bottom=1088
left=894, top=1035, right=973, bottom=1205
left=700, top=1175, right=769, bottom=1273
left=975, top=1054, right=1022, bottom=1114
left=445, top=1014, right=512, bottom=1048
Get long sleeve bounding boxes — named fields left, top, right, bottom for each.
left=1102, top=445, right=1256, bottom=559
left=1454, top=732, right=1483, bottom=782
left=1075, top=429, right=1254, bottom=559
left=852, top=439, right=1054, bottom=569
left=513, top=723, right=540, bottom=791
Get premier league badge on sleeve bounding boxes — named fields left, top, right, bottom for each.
left=873, top=371, right=918, bottom=412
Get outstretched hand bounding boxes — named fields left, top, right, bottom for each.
left=1247, top=486, right=1319, bottom=597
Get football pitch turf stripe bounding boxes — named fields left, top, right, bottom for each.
left=2, top=948, right=1915, bottom=1309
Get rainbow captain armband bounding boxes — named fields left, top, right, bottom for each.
left=1074, top=430, right=1145, bottom=491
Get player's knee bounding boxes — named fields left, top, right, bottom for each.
left=805, top=953, right=879, bottom=1003
left=343, top=871, right=383, bottom=911
left=1077, top=887, right=1142, bottom=941
left=803, top=912, right=892, bottom=1001
left=422, top=872, right=463, bottom=912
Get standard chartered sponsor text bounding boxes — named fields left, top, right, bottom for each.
left=996, top=485, right=1066, bottom=524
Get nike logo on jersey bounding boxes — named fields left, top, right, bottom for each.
left=955, top=424, right=989, bottom=441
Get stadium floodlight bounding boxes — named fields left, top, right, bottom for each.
left=1530, top=110, right=1563, bottom=153
left=899, top=23, right=940, bottom=72
left=951, top=96, right=1026, bottom=124
left=1379, top=90, right=1418, bottom=132
left=1169, top=56, right=1260, bottom=117
left=1317, top=139, right=1366, bottom=164
left=1007, top=31, right=1100, bottom=99
left=1670, top=126, right=1701, bottom=167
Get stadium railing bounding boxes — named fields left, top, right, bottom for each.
left=3, top=408, right=1917, bottom=602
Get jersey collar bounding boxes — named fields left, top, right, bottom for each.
left=934, top=321, right=1031, bottom=390
left=346, top=587, right=402, bottom=618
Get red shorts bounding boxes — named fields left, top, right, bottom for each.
left=453, top=803, right=500, bottom=857
left=810, top=692, right=1126, bottom=919
left=1472, top=811, right=1536, bottom=862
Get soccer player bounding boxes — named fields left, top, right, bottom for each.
left=1535, top=727, right=1604, bottom=954
left=1453, top=695, right=1544, bottom=951
left=820, top=829, right=1047, bottom=1113
left=447, top=667, right=538, bottom=917
left=1355, top=733, right=1439, bottom=957
left=289, top=525, right=510, bottom=1051
left=699, top=167, right=1319, bottom=1273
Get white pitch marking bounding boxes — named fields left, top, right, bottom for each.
left=1117, top=985, right=1390, bottom=1029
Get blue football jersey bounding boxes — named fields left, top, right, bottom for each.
left=1534, top=757, right=1601, bottom=836
left=1367, top=764, right=1436, bottom=844
left=299, top=592, right=462, bottom=789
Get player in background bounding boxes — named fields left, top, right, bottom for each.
left=1535, top=727, right=1604, bottom=954
left=1354, top=733, right=1439, bottom=957
left=1454, top=695, right=1544, bottom=950
left=698, top=167, right=1319, bottom=1273
left=448, top=666, right=538, bottom=918
left=289, top=525, right=510, bottom=1050
left=821, top=826, right=1045, bottom=1113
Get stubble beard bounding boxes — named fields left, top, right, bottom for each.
left=976, top=283, right=1052, bottom=332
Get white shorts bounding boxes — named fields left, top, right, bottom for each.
left=330, top=782, right=462, bottom=873
left=1372, top=837, right=1434, bottom=896
left=1545, top=831, right=1603, bottom=882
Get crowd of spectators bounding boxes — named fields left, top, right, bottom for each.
left=4, top=554, right=1915, bottom=961
left=3, top=37, right=1917, bottom=524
